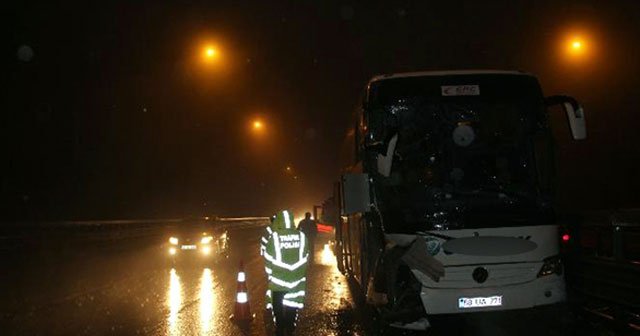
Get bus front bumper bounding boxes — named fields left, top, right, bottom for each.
left=420, top=274, right=566, bottom=315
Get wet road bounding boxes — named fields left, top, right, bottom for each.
left=0, top=225, right=619, bottom=335
left=0, top=226, right=367, bottom=335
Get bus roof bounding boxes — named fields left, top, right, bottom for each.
left=369, top=70, right=533, bottom=84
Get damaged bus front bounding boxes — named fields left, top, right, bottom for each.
left=334, top=70, right=586, bottom=329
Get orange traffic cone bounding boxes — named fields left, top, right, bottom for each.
left=230, top=261, right=252, bottom=322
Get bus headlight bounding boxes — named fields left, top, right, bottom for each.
left=169, top=247, right=177, bottom=255
left=537, top=255, right=563, bottom=277
left=201, top=236, right=213, bottom=244
left=169, top=237, right=179, bottom=245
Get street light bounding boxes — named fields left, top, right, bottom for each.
left=567, top=37, right=585, bottom=56
left=189, top=41, right=226, bottom=78
left=560, top=31, right=594, bottom=65
left=202, top=45, right=219, bottom=62
left=571, top=40, right=582, bottom=50
left=250, top=119, right=267, bottom=137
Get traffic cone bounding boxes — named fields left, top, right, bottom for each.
left=230, top=261, right=253, bottom=322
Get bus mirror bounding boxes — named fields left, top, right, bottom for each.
left=341, top=173, right=371, bottom=215
left=564, top=102, right=586, bottom=140
left=546, top=95, right=587, bottom=140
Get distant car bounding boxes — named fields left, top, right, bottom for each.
left=166, top=223, right=229, bottom=264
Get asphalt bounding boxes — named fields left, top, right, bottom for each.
left=0, top=226, right=620, bottom=336
left=0, top=227, right=366, bottom=335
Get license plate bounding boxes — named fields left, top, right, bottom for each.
left=458, top=295, right=502, bottom=309
left=181, top=245, right=197, bottom=250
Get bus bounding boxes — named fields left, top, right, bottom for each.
left=333, top=70, right=586, bottom=327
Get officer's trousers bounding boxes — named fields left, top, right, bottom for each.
left=272, top=291, right=298, bottom=336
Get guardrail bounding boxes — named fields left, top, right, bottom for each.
left=0, top=217, right=269, bottom=252
left=563, top=209, right=640, bottom=331
left=566, top=209, right=640, bottom=263
left=0, top=217, right=269, bottom=229
left=216, top=217, right=270, bottom=230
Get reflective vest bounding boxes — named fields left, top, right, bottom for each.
left=263, top=210, right=309, bottom=309
left=260, top=225, right=273, bottom=256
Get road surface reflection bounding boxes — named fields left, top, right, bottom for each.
left=165, top=267, right=220, bottom=336
left=319, top=243, right=348, bottom=306
left=199, top=268, right=216, bottom=335
left=320, top=243, right=336, bottom=266
left=167, top=268, right=182, bottom=336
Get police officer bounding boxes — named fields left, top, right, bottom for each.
left=263, top=210, right=309, bottom=336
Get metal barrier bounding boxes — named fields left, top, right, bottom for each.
left=567, top=209, right=640, bottom=263
left=564, top=209, right=640, bottom=331
left=216, top=217, right=270, bottom=230
left=0, top=217, right=269, bottom=252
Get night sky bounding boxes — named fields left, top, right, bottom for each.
left=4, top=0, right=640, bottom=220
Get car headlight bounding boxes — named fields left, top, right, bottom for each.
left=169, top=237, right=179, bottom=245
left=201, top=236, right=213, bottom=244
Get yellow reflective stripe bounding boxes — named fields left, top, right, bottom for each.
left=273, top=232, right=282, bottom=260
left=299, top=232, right=306, bottom=260
left=269, top=276, right=306, bottom=289
left=283, top=210, right=291, bottom=229
left=284, top=290, right=305, bottom=299
left=263, top=252, right=308, bottom=271
left=282, top=299, right=304, bottom=309
left=264, top=250, right=275, bottom=260
left=265, top=230, right=308, bottom=270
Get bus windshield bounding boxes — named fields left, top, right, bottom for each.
left=365, top=74, right=554, bottom=233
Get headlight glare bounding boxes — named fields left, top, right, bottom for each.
left=169, top=237, right=179, bottom=245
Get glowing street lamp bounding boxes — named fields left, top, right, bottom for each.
left=571, top=40, right=582, bottom=50
left=250, top=119, right=267, bottom=137
left=201, top=45, right=220, bottom=63
left=561, top=32, right=594, bottom=64
left=253, top=120, right=264, bottom=130
left=567, top=37, right=586, bottom=56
